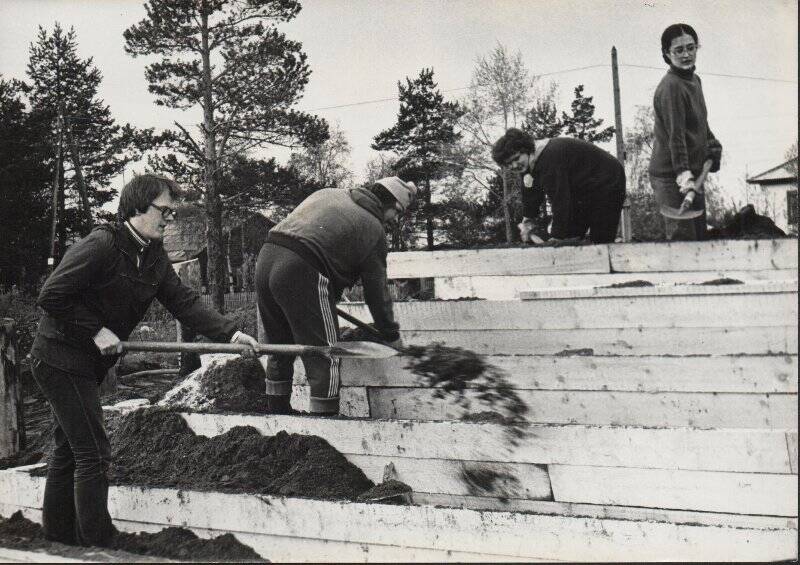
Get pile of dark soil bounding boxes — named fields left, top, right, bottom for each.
left=402, top=343, right=529, bottom=445
left=198, top=356, right=268, bottom=413
left=707, top=204, right=788, bottom=239
left=108, top=409, right=374, bottom=500
left=356, top=479, right=412, bottom=504
left=696, top=278, right=744, bottom=285
left=110, top=527, right=264, bottom=562
left=604, top=280, right=654, bottom=288
left=0, top=510, right=265, bottom=562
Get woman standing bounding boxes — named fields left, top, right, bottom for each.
left=649, top=23, right=722, bottom=240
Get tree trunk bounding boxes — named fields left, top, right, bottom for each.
left=200, top=6, right=225, bottom=313
left=57, top=155, right=67, bottom=254
left=425, top=176, right=434, bottom=250
left=501, top=168, right=513, bottom=243
left=0, top=319, right=24, bottom=458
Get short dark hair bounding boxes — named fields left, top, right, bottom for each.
left=491, top=128, right=537, bottom=166
left=369, top=182, right=399, bottom=212
left=661, top=23, right=698, bottom=65
left=117, top=174, right=182, bottom=221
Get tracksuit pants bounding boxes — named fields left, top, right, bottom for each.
left=255, top=242, right=341, bottom=414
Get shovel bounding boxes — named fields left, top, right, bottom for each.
left=336, top=308, right=402, bottom=351
left=115, top=340, right=399, bottom=359
left=660, top=159, right=713, bottom=221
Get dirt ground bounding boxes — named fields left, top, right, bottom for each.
left=0, top=511, right=265, bottom=562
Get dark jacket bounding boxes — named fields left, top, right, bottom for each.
left=32, top=222, right=237, bottom=379
left=649, top=67, right=721, bottom=179
left=267, top=187, right=399, bottom=337
left=523, top=137, right=626, bottom=239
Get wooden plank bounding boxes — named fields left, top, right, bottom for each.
left=609, top=239, right=798, bottom=273
left=519, top=279, right=797, bottom=300
left=395, top=326, right=797, bottom=355
left=179, top=413, right=794, bottom=473
left=0, top=319, right=22, bottom=459
left=367, top=388, right=798, bottom=429
left=435, top=269, right=799, bottom=300
left=787, top=431, right=798, bottom=474
left=346, top=455, right=552, bottom=499
left=411, top=493, right=799, bottom=531
left=339, top=292, right=797, bottom=330
left=387, top=246, right=611, bottom=278
left=549, top=465, right=798, bottom=516
left=289, top=385, right=369, bottom=418
left=297, top=354, right=798, bottom=394
left=0, top=471, right=794, bottom=562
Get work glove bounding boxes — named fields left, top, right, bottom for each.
left=676, top=171, right=696, bottom=195
left=231, top=330, right=258, bottom=357
left=518, top=217, right=545, bottom=245
left=706, top=139, right=723, bottom=173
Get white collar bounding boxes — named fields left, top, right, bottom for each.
left=529, top=138, right=551, bottom=171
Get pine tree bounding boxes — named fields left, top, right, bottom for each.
left=26, top=24, right=146, bottom=257
left=124, top=0, right=328, bottom=310
left=561, top=84, right=615, bottom=142
left=0, top=77, right=51, bottom=290
left=372, top=68, right=463, bottom=250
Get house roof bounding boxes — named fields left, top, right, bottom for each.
left=747, top=159, right=798, bottom=185
left=162, top=205, right=277, bottom=262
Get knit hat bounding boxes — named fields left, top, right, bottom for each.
left=376, top=177, right=417, bottom=211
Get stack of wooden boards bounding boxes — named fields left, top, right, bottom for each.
left=0, top=239, right=796, bottom=562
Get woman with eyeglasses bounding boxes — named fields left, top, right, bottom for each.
left=649, top=23, right=723, bottom=240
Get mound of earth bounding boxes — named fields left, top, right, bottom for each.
left=198, top=356, right=268, bottom=413
left=108, top=409, right=374, bottom=500
left=0, top=511, right=265, bottom=562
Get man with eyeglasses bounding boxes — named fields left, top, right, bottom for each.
left=492, top=128, right=627, bottom=244
left=30, top=173, right=258, bottom=547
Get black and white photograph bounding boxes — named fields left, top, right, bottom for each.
left=0, top=0, right=797, bottom=561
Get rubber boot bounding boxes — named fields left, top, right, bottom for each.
left=267, top=394, right=297, bottom=415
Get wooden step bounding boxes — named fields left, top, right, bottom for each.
left=178, top=414, right=795, bottom=474
left=340, top=290, right=797, bottom=331
left=386, top=239, right=797, bottom=280
left=519, top=279, right=797, bottom=300
left=435, top=269, right=798, bottom=300
left=1, top=464, right=795, bottom=562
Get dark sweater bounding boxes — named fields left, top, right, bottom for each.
left=267, top=187, right=398, bottom=336
left=32, top=223, right=237, bottom=379
left=649, top=67, right=718, bottom=179
left=524, top=137, right=626, bottom=239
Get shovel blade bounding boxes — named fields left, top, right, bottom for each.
left=330, top=341, right=399, bottom=359
left=660, top=204, right=703, bottom=220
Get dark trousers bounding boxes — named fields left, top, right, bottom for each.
left=568, top=188, right=626, bottom=243
left=650, top=176, right=708, bottom=241
left=255, top=243, right=341, bottom=414
left=30, top=357, right=115, bottom=546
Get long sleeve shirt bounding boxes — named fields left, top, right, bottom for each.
left=523, top=137, right=626, bottom=239
left=649, top=67, right=719, bottom=179
left=32, top=222, right=237, bottom=378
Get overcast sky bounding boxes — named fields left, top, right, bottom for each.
left=1, top=0, right=797, bottom=204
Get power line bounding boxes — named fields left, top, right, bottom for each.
left=308, top=62, right=796, bottom=113
left=619, top=62, right=798, bottom=84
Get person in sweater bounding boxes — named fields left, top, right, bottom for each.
left=255, top=177, right=416, bottom=415
left=31, top=174, right=258, bottom=547
left=649, top=23, right=723, bottom=240
left=492, top=128, right=626, bottom=244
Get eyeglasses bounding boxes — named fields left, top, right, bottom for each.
left=670, top=44, right=698, bottom=56
left=149, top=203, right=176, bottom=219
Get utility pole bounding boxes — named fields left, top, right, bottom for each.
left=612, top=46, right=632, bottom=242
left=65, top=116, right=93, bottom=233
left=48, top=106, right=65, bottom=271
